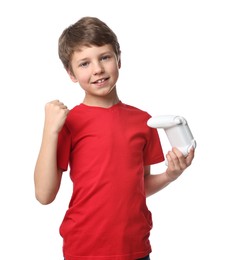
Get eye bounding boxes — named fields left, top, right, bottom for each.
left=100, top=55, right=111, bottom=61
left=79, top=61, right=89, bottom=68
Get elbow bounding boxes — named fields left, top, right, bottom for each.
left=35, top=191, right=56, bottom=205
left=144, top=187, right=153, bottom=198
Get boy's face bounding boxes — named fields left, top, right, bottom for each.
left=68, top=44, right=120, bottom=100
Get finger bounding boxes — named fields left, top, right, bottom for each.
left=186, top=148, right=195, bottom=166
left=60, top=104, right=68, bottom=109
left=52, top=100, right=68, bottom=109
left=170, top=149, right=180, bottom=163
left=166, top=151, right=177, bottom=170
left=171, top=149, right=188, bottom=170
left=172, top=147, right=184, bottom=157
left=50, top=99, right=60, bottom=104
left=173, top=147, right=189, bottom=167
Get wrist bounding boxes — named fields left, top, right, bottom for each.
left=165, top=170, right=178, bottom=182
left=43, top=127, right=59, bottom=140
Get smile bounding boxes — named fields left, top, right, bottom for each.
left=93, top=77, right=109, bottom=84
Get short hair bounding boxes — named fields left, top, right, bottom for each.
left=58, top=17, right=121, bottom=74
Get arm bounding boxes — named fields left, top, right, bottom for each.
left=144, top=147, right=195, bottom=197
left=34, top=100, right=69, bottom=205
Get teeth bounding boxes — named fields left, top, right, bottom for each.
left=97, top=79, right=105, bottom=83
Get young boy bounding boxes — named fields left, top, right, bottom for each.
left=34, top=17, right=194, bottom=260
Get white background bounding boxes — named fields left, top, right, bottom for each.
left=0, top=0, right=227, bottom=259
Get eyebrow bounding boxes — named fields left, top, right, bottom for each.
left=75, top=51, right=114, bottom=64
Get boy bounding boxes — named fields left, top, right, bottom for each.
left=34, top=17, right=194, bottom=260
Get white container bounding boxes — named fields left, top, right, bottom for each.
left=147, top=115, right=196, bottom=157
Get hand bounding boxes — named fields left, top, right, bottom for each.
left=44, top=100, right=69, bottom=134
left=165, top=147, right=195, bottom=181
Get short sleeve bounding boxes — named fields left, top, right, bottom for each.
left=143, top=126, right=165, bottom=166
left=57, top=124, right=71, bottom=171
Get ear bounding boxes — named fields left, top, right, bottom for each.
left=67, top=69, right=78, bottom=83
left=118, top=55, right=121, bottom=69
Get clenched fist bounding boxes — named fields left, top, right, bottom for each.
left=44, top=100, right=69, bottom=134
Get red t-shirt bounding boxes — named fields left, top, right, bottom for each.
left=57, top=102, right=164, bottom=260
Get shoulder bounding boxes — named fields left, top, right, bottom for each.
left=120, top=102, right=151, bottom=118
left=65, top=104, right=85, bottom=120
left=63, top=104, right=83, bottom=130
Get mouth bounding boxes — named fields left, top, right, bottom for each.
left=92, top=77, right=109, bottom=85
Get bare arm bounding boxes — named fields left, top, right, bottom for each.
left=34, top=100, right=69, bottom=205
left=144, top=147, right=195, bottom=197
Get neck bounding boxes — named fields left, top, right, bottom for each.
left=83, top=96, right=120, bottom=108
left=83, top=89, right=120, bottom=108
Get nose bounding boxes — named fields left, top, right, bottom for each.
left=93, top=61, right=104, bottom=75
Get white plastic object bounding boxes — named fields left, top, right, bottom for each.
left=147, top=115, right=196, bottom=156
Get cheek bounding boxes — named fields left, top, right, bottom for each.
left=75, top=70, right=90, bottom=83
left=111, top=66, right=119, bottom=80
left=107, top=62, right=119, bottom=75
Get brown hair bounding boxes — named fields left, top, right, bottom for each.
left=58, top=17, right=121, bottom=74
